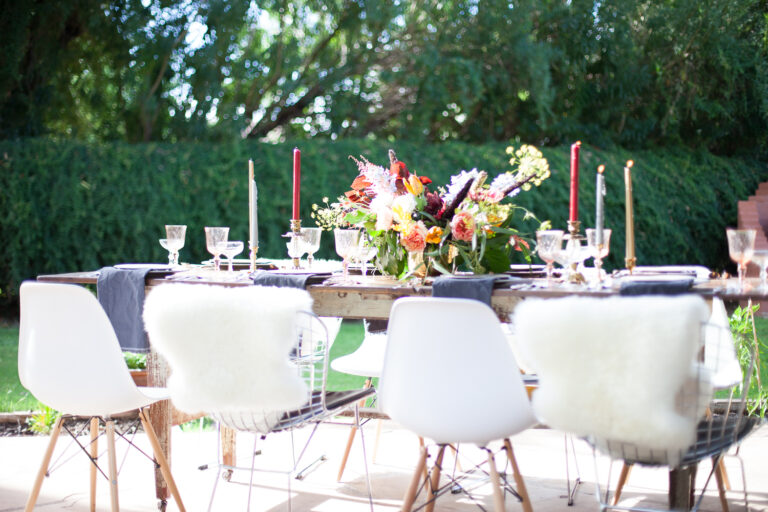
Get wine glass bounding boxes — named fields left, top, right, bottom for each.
left=163, top=224, right=186, bottom=266
left=204, top=227, right=229, bottom=271
left=751, top=249, right=768, bottom=289
left=726, top=228, right=756, bottom=290
left=586, top=228, right=612, bottom=285
left=299, top=227, right=322, bottom=268
left=286, top=236, right=307, bottom=264
left=222, top=241, right=244, bottom=273
left=334, top=228, right=361, bottom=281
left=536, top=230, right=564, bottom=287
left=356, top=233, right=378, bottom=277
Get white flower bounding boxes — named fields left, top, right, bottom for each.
left=443, top=169, right=480, bottom=204
left=369, top=192, right=395, bottom=213
left=392, top=193, right=417, bottom=215
left=490, top=172, right=522, bottom=198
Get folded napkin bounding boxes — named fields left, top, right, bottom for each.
left=97, top=267, right=150, bottom=352
left=432, top=274, right=505, bottom=306
left=251, top=270, right=330, bottom=289
left=619, top=277, right=694, bottom=296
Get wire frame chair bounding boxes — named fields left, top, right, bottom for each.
left=515, top=295, right=762, bottom=512
left=143, top=284, right=375, bottom=512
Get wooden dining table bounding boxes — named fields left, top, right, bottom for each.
left=36, top=267, right=768, bottom=509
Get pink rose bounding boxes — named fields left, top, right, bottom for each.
left=400, top=221, right=428, bottom=252
left=376, top=207, right=394, bottom=231
left=451, top=211, right=475, bottom=242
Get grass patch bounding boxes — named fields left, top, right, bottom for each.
left=0, top=325, right=43, bottom=412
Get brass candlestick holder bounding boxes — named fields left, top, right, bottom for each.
left=625, top=256, right=637, bottom=275
left=249, top=244, right=259, bottom=273
left=564, top=220, right=587, bottom=284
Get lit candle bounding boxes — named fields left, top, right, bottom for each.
left=569, top=141, right=581, bottom=223
left=624, top=160, right=635, bottom=269
left=248, top=159, right=258, bottom=254
left=293, top=147, right=301, bottom=220
left=595, top=165, right=606, bottom=246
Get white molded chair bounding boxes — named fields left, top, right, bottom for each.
left=18, top=281, right=185, bottom=512
left=380, top=297, right=536, bottom=512
left=142, top=283, right=375, bottom=511
left=330, top=320, right=387, bottom=481
left=514, top=295, right=760, bottom=512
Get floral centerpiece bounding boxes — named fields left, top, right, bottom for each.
left=312, top=146, right=551, bottom=277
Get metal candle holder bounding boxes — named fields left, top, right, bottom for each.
left=625, top=256, right=637, bottom=275
left=249, top=243, right=259, bottom=273
left=565, top=220, right=587, bottom=284
left=284, top=218, right=302, bottom=270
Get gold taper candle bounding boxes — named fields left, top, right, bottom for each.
left=624, top=160, right=636, bottom=272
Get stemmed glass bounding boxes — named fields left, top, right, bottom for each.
left=160, top=224, right=186, bottom=266
left=726, top=228, right=756, bottom=290
left=299, top=227, right=322, bottom=268
left=222, top=241, right=244, bottom=273
left=334, top=228, right=361, bottom=282
left=586, top=228, right=611, bottom=285
left=204, top=226, right=229, bottom=272
left=751, top=249, right=768, bottom=289
left=356, top=233, right=378, bottom=277
left=536, top=230, right=564, bottom=287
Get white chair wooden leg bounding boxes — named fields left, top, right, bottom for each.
left=139, top=408, right=187, bottom=512
left=487, top=448, right=506, bottom=512
left=90, top=417, right=99, bottom=512
left=106, top=420, right=120, bottom=512
left=402, top=446, right=428, bottom=512
left=424, top=445, right=446, bottom=512
left=714, top=457, right=730, bottom=512
left=504, top=439, right=533, bottom=512
left=24, top=416, right=64, bottom=512
left=613, top=463, right=633, bottom=505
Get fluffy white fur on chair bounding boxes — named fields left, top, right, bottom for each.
left=143, top=284, right=312, bottom=414
left=514, top=295, right=710, bottom=458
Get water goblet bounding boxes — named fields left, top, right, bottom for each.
left=165, top=225, right=187, bottom=265
left=204, top=226, right=229, bottom=271
left=334, top=228, right=361, bottom=281
left=286, top=235, right=307, bottom=265
left=585, top=228, right=612, bottom=285
left=356, top=233, right=378, bottom=277
left=536, top=230, right=564, bottom=287
left=751, top=249, right=768, bottom=289
left=222, top=241, right=244, bottom=273
left=299, top=227, right=322, bottom=268
left=726, top=228, right=756, bottom=290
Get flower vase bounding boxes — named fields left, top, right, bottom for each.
left=407, top=250, right=427, bottom=279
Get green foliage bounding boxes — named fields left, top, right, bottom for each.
left=25, top=405, right=61, bottom=435
left=123, top=352, right=146, bottom=370
left=729, top=304, right=768, bottom=417
left=1, top=1, right=766, bottom=156
left=0, top=138, right=766, bottom=308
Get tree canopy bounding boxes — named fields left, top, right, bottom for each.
left=2, top=0, right=767, bottom=155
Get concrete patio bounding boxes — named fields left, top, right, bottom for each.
left=1, top=420, right=766, bottom=512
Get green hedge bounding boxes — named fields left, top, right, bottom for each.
left=1, top=138, right=766, bottom=309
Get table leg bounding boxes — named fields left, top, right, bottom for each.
left=148, top=351, right=171, bottom=502
left=669, top=464, right=697, bottom=511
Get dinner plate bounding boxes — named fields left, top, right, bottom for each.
left=620, top=274, right=694, bottom=283
left=115, top=263, right=176, bottom=271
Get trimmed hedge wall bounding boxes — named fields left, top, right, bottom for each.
left=1, top=138, right=766, bottom=309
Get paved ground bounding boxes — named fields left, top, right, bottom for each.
left=1, top=420, right=766, bottom=512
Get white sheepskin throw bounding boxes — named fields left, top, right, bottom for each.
left=143, top=284, right=313, bottom=415
left=514, top=295, right=710, bottom=460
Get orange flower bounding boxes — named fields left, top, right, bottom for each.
left=426, top=226, right=443, bottom=244
left=400, top=221, right=428, bottom=252
left=511, top=235, right=530, bottom=252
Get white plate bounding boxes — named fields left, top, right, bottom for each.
left=115, top=263, right=175, bottom=271
left=621, top=274, right=693, bottom=283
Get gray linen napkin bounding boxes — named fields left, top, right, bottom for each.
left=432, top=274, right=504, bottom=307
left=251, top=270, right=331, bottom=289
left=619, top=277, right=694, bottom=296
left=97, top=267, right=151, bottom=352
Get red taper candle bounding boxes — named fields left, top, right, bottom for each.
left=569, top=141, right=581, bottom=222
left=292, top=147, right=301, bottom=220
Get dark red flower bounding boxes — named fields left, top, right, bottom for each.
left=424, top=191, right=444, bottom=217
